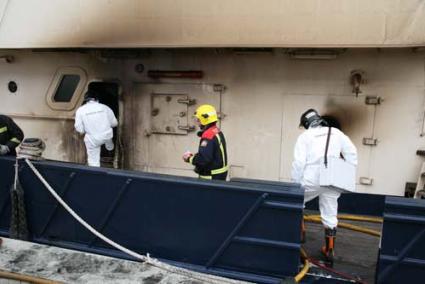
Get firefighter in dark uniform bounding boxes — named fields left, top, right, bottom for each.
left=0, top=115, right=24, bottom=156
left=182, top=104, right=228, bottom=180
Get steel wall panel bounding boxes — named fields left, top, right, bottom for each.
left=0, top=157, right=303, bottom=283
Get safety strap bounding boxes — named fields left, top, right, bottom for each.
left=0, top=126, right=7, bottom=134
left=324, top=127, right=331, bottom=168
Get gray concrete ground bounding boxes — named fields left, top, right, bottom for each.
left=0, top=238, right=222, bottom=284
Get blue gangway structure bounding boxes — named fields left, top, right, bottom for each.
left=231, top=177, right=386, bottom=217
left=232, top=177, right=425, bottom=283
left=0, top=157, right=303, bottom=283
left=377, top=196, right=425, bottom=284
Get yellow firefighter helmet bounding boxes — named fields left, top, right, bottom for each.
left=194, top=104, right=218, bottom=126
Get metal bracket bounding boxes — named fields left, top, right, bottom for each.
left=177, top=98, right=196, bottom=106
left=213, top=84, right=226, bottom=93
left=178, top=125, right=196, bottom=132
left=359, top=177, right=374, bottom=185
left=363, top=137, right=378, bottom=146
left=365, top=96, right=382, bottom=105
left=350, top=69, right=366, bottom=97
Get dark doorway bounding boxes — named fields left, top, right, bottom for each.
left=88, top=82, right=120, bottom=168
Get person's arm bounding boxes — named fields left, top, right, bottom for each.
left=74, top=109, right=85, bottom=134
left=291, top=134, right=307, bottom=183
left=4, top=116, right=23, bottom=151
left=106, top=106, right=118, bottom=128
left=189, top=138, right=215, bottom=168
left=340, top=132, right=357, bottom=166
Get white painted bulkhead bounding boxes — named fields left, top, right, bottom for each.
left=0, top=50, right=123, bottom=162
left=0, top=48, right=424, bottom=196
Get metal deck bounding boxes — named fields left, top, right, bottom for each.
left=303, top=212, right=381, bottom=283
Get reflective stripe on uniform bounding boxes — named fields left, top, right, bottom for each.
left=209, top=133, right=227, bottom=176
left=0, top=126, right=7, bottom=134
left=211, top=165, right=229, bottom=175
left=215, top=134, right=226, bottom=166
left=199, top=175, right=212, bottom=180
left=10, top=137, right=21, bottom=144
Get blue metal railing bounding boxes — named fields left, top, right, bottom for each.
left=377, top=196, right=425, bottom=284
left=0, top=157, right=303, bottom=283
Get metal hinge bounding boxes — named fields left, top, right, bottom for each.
left=365, top=96, right=382, bottom=105
left=363, top=137, right=378, bottom=146
left=177, top=98, right=196, bottom=106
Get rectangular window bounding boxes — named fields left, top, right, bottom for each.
left=53, top=75, right=81, bottom=102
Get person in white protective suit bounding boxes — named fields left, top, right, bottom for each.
left=291, top=109, right=357, bottom=265
left=74, top=91, right=118, bottom=167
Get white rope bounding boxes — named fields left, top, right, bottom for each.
left=17, top=138, right=46, bottom=160
left=24, top=159, right=246, bottom=284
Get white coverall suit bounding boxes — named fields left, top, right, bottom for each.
left=74, top=100, right=118, bottom=167
left=291, top=126, right=357, bottom=229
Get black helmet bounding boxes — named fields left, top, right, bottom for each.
left=299, top=109, right=321, bottom=129
left=83, top=90, right=98, bottom=102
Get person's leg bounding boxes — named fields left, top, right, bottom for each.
left=104, top=138, right=114, bottom=151
left=318, top=188, right=341, bottom=265
left=318, top=188, right=340, bottom=229
left=84, top=137, right=101, bottom=167
left=304, top=186, right=321, bottom=203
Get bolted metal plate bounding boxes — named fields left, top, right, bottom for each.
left=150, top=93, right=189, bottom=135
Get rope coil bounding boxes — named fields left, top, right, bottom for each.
left=17, top=138, right=45, bottom=160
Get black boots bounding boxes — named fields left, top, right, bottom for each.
left=321, top=227, right=337, bottom=266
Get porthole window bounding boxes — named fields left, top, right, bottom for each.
left=53, top=75, right=80, bottom=102
left=46, top=67, right=87, bottom=111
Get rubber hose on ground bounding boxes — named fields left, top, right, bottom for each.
left=304, top=216, right=381, bottom=237
left=0, top=269, right=61, bottom=284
